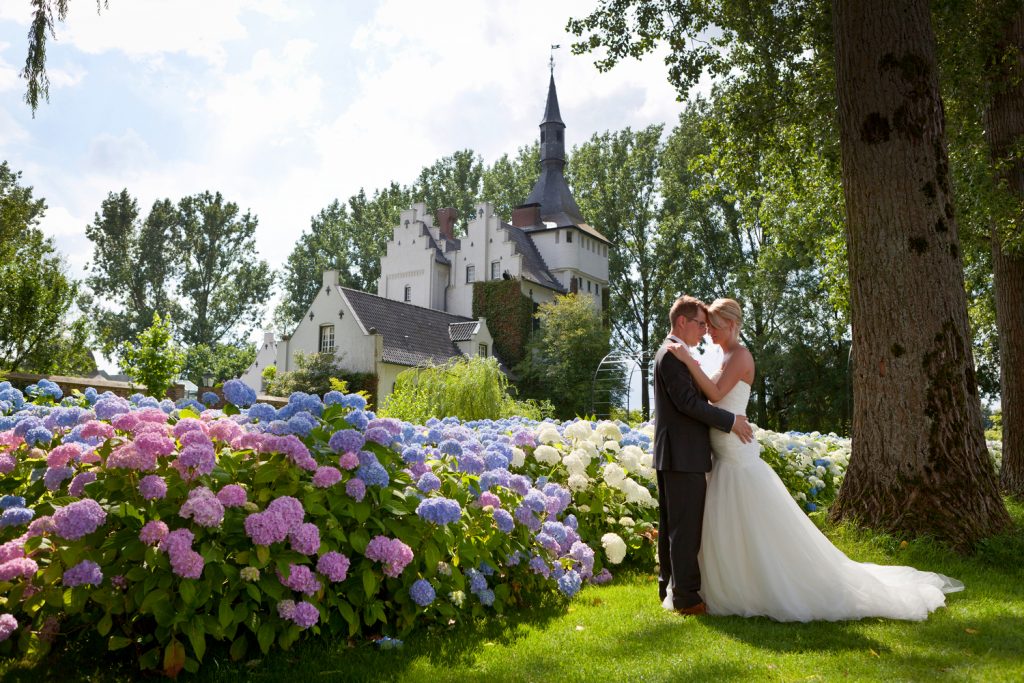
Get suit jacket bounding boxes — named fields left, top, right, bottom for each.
left=653, top=339, right=735, bottom=472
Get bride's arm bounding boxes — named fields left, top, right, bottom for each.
left=668, top=345, right=754, bottom=402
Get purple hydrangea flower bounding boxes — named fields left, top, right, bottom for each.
left=345, top=478, right=366, bottom=502
left=291, top=601, right=319, bottom=629
left=216, top=484, right=247, bottom=507
left=68, top=471, right=97, bottom=497
left=365, top=536, right=413, bottom=578
left=139, top=520, right=169, bottom=545
left=0, top=614, right=17, bottom=642
left=289, top=523, right=321, bottom=556
left=52, top=499, right=106, bottom=540
left=416, top=471, right=441, bottom=493
left=493, top=508, right=514, bottom=533
left=138, top=475, right=168, bottom=501
left=63, top=559, right=103, bottom=587
left=316, top=551, right=350, bottom=582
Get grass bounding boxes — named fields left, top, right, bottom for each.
left=4, top=500, right=1023, bottom=683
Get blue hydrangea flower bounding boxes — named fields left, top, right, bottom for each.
left=324, top=390, right=344, bottom=406
left=557, top=570, right=582, bottom=598
left=343, top=394, right=367, bottom=411
left=415, top=497, right=462, bottom=525
left=223, top=379, right=257, bottom=408
left=477, top=588, right=495, bottom=606
left=493, top=509, right=514, bottom=533
left=401, top=447, right=425, bottom=465
left=25, top=426, right=53, bottom=446
left=328, top=429, right=365, bottom=453
left=247, top=403, right=277, bottom=423
left=344, top=410, right=369, bottom=431
left=200, top=392, right=220, bottom=407
left=466, top=568, right=487, bottom=594
left=356, top=462, right=389, bottom=488
left=409, top=579, right=436, bottom=607
left=417, top=472, right=441, bottom=493
left=0, top=507, right=35, bottom=528
left=0, top=496, right=26, bottom=509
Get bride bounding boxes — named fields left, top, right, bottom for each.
left=663, top=298, right=962, bottom=621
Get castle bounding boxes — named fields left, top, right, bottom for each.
left=244, top=75, right=610, bottom=401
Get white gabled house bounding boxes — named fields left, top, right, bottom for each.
left=238, top=331, right=278, bottom=391
left=274, top=270, right=494, bottom=401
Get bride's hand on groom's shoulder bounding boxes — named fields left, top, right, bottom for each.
left=667, top=343, right=696, bottom=366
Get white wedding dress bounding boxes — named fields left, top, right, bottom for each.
left=665, top=380, right=963, bottom=622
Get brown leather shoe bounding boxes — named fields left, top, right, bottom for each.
left=676, top=602, right=707, bottom=616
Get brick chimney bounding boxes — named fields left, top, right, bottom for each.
left=436, top=207, right=457, bottom=240
left=511, top=203, right=541, bottom=228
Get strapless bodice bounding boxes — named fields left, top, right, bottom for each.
left=712, top=380, right=751, bottom=416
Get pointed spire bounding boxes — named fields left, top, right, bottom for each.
left=541, top=73, right=563, bottom=126
left=523, top=71, right=585, bottom=226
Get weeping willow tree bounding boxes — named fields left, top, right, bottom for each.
left=380, top=357, right=551, bottom=423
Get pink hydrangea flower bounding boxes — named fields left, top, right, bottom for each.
left=138, top=475, right=168, bottom=500
left=365, top=536, right=414, bottom=578
left=278, top=564, right=321, bottom=595
left=316, top=551, right=350, bottom=582
left=179, top=487, right=225, bottom=527
left=312, top=466, right=341, bottom=488
left=46, top=443, right=82, bottom=468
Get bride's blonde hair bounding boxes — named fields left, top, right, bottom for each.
left=708, top=298, right=742, bottom=341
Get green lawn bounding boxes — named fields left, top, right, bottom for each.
left=5, top=501, right=1023, bottom=683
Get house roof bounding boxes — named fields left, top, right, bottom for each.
left=340, top=288, right=476, bottom=367
left=500, top=223, right=566, bottom=292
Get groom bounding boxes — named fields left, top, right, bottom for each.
left=654, top=295, right=752, bottom=615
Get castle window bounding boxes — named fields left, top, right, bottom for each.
left=555, top=231, right=559, bottom=244
left=541, top=131, right=546, bottom=142
left=404, top=285, right=412, bottom=302
left=466, top=265, right=475, bottom=283
left=491, top=260, right=501, bottom=280
left=566, top=231, right=572, bottom=244
left=318, top=325, right=335, bottom=354
left=556, top=130, right=563, bottom=142
left=478, top=343, right=488, bottom=357
left=587, top=280, right=591, bottom=293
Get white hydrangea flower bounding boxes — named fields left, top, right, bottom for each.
left=537, top=426, right=562, bottom=444
left=601, top=532, right=627, bottom=564
left=571, top=446, right=594, bottom=465
left=564, top=421, right=593, bottom=441
left=635, top=464, right=657, bottom=482
left=510, top=447, right=526, bottom=468
left=577, top=504, right=591, bottom=513
left=602, top=463, right=627, bottom=487
left=618, top=516, right=635, bottom=527
left=596, top=421, right=623, bottom=442
left=563, top=453, right=589, bottom=476
left=568, top=473, right=591, bottom=492
left=621, top=478, right=656, bottom=507
left=638, top=424, right=655, bottom=439
left=577, top=439, right=599, bottom=457
left=533, top=444, right=561, bottom=465
left=603, top=440, right=621, bottom=453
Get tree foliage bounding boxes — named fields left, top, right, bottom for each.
left=515, top=294, right=615, bottom=420
left=265, top=351, right=376, bottom=400
left=85, top=191, right=180, bottom=356
left=86, top=190, right=273, bottom=357
left=411, top=149, right=483, bottom=234
left=120, top=312, right=185, bottom=399
left=0, top=162, right=92, bottom=375
left=21, top=1, right=107, bottom=115
left=181, top=342, right=256, bottom=388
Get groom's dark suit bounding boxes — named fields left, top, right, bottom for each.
left=654, top=336, right=735, bottom=609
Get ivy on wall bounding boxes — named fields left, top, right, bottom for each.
left=471, top=279, right=534, bottom=367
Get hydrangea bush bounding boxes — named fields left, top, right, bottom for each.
left=1, top=378, right=998, bottom=675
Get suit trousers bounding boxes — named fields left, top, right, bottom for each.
left=657, top=469, right=707, bottom=609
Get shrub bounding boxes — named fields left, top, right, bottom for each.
left=381, top=357, right=552, bottom=423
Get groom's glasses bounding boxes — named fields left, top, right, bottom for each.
left=683, top=315, right=708, bottom=331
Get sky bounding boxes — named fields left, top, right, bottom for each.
left=0, top=0, right=714, bottom=379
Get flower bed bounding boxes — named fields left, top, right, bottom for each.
left=6, top=378, right=995, bottom=675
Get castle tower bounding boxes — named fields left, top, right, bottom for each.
left=523, top=74, right=586, bottom=227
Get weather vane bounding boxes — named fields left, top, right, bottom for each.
left=550, top=44, right=560, bottom=75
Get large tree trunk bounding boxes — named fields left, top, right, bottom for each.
left=986, top=9, right=1024, bottom=497
left=830, top=0, right=1009, bottom=547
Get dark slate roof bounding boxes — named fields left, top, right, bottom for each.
left=340, top=288, right=474, bottom=367
left=448, top=321, right=477, bottom=342
left=416, top=221, right=450, bottom=265
left=501, top=223, right=566, bottom=292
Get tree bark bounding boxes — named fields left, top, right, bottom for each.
left=986, top=8, right=1024, bottom=497
left=830, top=0, right=1009, bottom=547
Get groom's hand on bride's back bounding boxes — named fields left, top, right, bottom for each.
left=732, top=415, right=754, bottom=443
